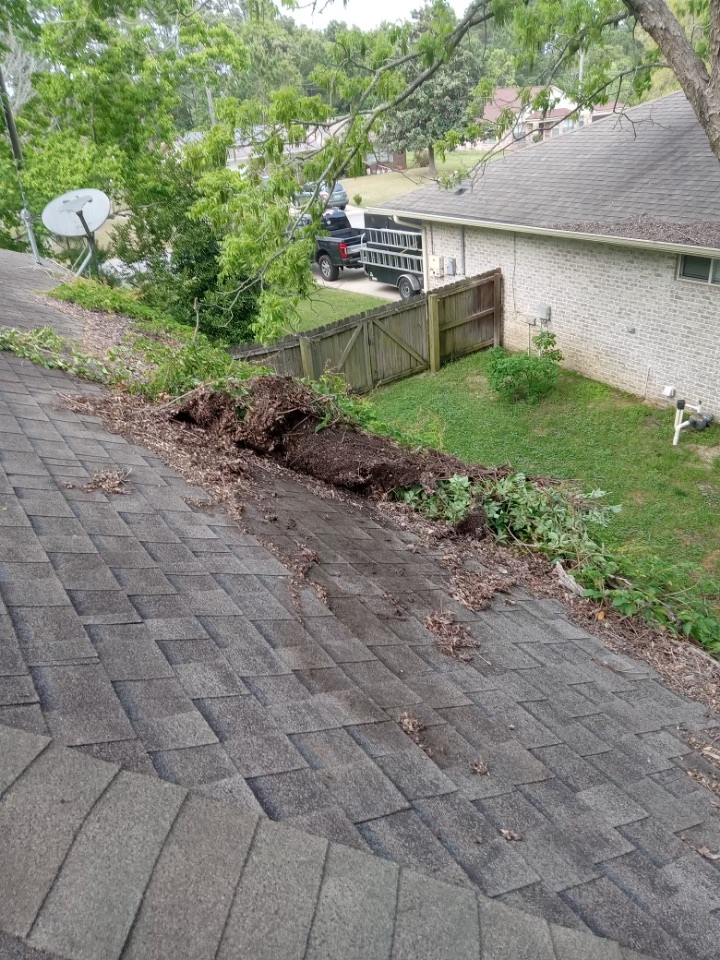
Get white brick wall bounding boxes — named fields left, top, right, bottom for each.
left=424, top=223, right=720, bottom=411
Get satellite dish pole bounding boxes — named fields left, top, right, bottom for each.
left=41, top=189, right=111, bottom=277
left=60, top=194, right=98, bottom=276
left=0, top=64, right=41, bottom=265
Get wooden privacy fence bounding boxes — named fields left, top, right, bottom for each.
left=233, top=268, right=502, bottom=394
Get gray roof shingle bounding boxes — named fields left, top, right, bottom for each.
left=376, top=93, right=720, bottom=248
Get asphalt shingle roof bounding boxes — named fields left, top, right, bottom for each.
left=1, top=249, right=720, bottom=959
left=377, top=93, right=720, bottom=247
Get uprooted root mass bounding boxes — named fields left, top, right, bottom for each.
left=173, top=376, right=512, bottom=496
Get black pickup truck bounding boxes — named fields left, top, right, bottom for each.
left=299, top=209, right=365, bottom=281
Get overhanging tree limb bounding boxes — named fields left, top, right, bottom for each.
left=624, top=0, right=720, bottom=159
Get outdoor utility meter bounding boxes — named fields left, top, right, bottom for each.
left=535, top=303, right=552, bottom=325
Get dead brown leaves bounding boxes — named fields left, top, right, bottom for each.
left=82, top=468, right=131, bottom=495
left=687, top=769, right=720, bottom=796
left=678, top=731, right=720, bottom=799
left=424, top=611, right=479, bottom=662
left=449, top=569, right=516, bottom=613
left=399, top=711, right=426, bottom=747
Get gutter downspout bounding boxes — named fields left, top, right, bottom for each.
left=392, top=214, right=429, bottom=292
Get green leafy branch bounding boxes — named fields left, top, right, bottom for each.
left=396, top=472, right=720, bottom=654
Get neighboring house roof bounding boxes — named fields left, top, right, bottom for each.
left=480, top=86, right=546, bottom=123
left=227, top=119, right=348, bottom=167
left=175, top=130, right=205, bottom=147
left=373, top=93, right=720, bottom=253
left=538, top=107, right=574, bottom=120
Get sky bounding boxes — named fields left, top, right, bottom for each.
left=290, top=0, right=469, bottom=33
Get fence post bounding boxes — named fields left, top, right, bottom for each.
left=493, top=270, right=502, bottom=348
left=427, top=294, right=441, bottom=372
left=299, top=337, right=317, bottom=380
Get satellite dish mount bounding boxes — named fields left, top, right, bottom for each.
left=41, top=189, right=111, bottom=277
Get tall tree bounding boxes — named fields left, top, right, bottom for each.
left=5, top=0, right=720, bottom=344
left=377, top=8, right=481, bottom=174
left=624, top=0, right=720, bottom=156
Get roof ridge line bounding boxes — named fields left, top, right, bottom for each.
left=0, top=722, right=663, bottom=960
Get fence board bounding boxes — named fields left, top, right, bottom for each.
left=438, top=274, right=498, bottom=362
left=231, top=268, right=502, bottom=393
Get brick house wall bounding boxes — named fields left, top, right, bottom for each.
left=425, top=223, right=720, bottom=412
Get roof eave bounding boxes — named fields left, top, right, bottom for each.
left=367, top=207, right=720, bottom=259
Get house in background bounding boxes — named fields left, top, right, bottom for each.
left=225, top=124, right=406, bottom=176
left=370, top=92, right=720, bottom=412
left=364, top=148, right=407, bottom=174
left=225, top=124, right=334, bottom=170
left=466, top=85, right=625, bottom=153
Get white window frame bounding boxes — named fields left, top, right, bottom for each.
left=676, top=254, right=720, bottom=286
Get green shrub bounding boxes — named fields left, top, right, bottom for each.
left=353, top=193, right=363, bottom=207
left=108, top=159, right=258, bottom=345
left=137, top=218, right=258, bottom=344
left=487, top=331, right=564, bottom=403
left=50, top=280, right=161, bottom=322
left=396, top=475, right=477, bottom=522
left=395, top=471, right=720, bottom=654
left=396, top=473, right=614, bottom=557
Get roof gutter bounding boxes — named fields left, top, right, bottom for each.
left=369, top=207, right=720, bottom=259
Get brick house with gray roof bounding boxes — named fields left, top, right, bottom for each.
left=370, top=92, right=720, bottom=412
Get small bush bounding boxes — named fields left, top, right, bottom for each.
left=395, top=470, right=720, bottom=654
left=487, top=331, right=564, bottom=403
left=353, top=193, right=363, bottom=207
left=396, top=473, right=615, bottom=557
left=138, top=218, right=257, bottom=344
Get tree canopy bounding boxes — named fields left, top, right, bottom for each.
left=1, top=0, right=720, bottom=342
left=377, top=7, right=487, bottom=172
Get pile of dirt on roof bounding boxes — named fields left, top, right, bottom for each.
left=551, top=213, right=720, bottom=248
left=62, top=377, right=720, bottom=716
left=173, top=376, right=513, bottom=497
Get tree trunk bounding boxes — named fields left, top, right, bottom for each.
left=0, top=64, right=24, bottom=167
left=205, top=85, right=216, bottom=126
left=427, top=142, right=437, bottom=174
left=623, top=0, right=720, bottom=162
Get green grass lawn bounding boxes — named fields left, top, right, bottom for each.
left=342, top=149, right=490, bottom=209
left=288, top=286, right=389, bottom=334
left=371, top=350, right=720, bottom=584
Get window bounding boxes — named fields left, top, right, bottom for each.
left=678, top=254, right=720, bottom=284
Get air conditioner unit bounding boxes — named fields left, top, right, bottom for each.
left=429, top=254, right=444, bottom=277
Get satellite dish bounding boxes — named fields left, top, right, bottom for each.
left=42, top=188, right=110, bottom=237
left=41, top=188, right=111, bottom=276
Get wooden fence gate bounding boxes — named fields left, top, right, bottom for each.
left=233, top=268, right=502, bottom=394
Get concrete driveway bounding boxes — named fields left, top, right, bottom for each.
left=312, top=263, right=402, bottom=301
